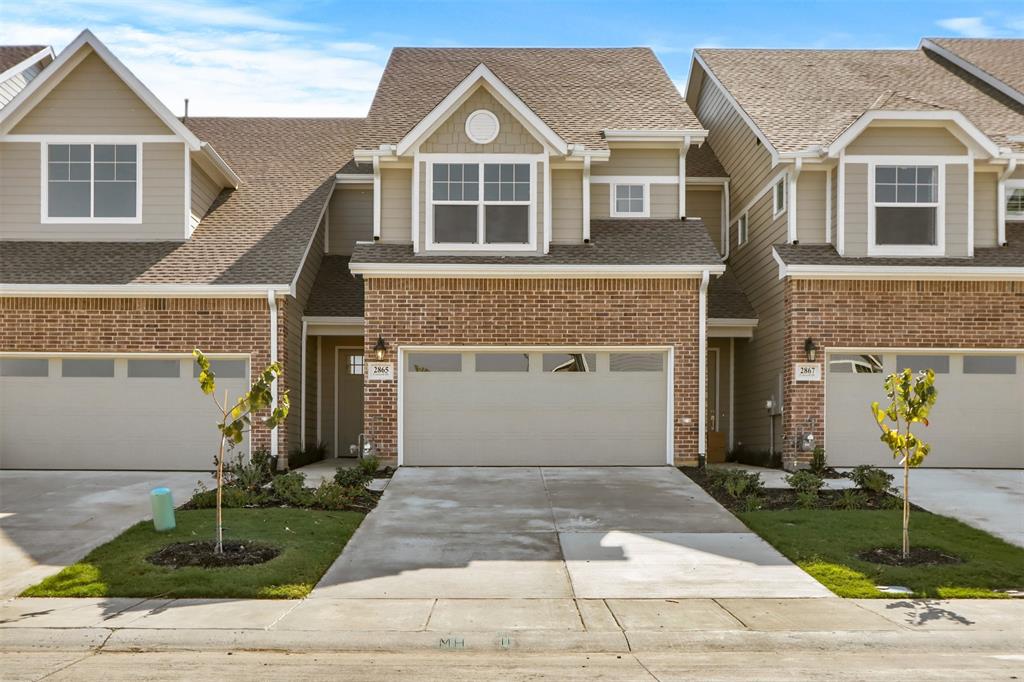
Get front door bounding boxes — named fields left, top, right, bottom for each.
left=335, top=349, right=365, bottom=457
left=707, top=349, right=726, bottom=463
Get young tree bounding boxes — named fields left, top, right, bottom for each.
left=870, top=368, right=938, bottom=559
left=193, top=349, right=289, bottom=553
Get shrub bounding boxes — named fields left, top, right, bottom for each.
left=334, top=466, right=372, bottom=488
left=270, top=472, right=313, bottom=507
left=707, top=469, right=765, bottom=499
left=785, top=470, right=824, bottom=494
left=312, top=481, right=357, bottom=510
left=188, top=483, right=263, bottom=509
left=289, top=442, right=328, bottom=470
left=227, top=450, right=274, bottom=492
left=881, top=492, right=905, bottom=510
left=796, top=490, right=819, bottom=509
left=832, top=489, right=867, bottom=510
left=739, top=494, right=764, bottom=512
left=358, top=455, right=380, bottom=477
left=809, top=447, right=828, bottom=475
left=846, top=465, right=894, bottom=494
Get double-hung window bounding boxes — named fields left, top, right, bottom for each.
left=737, top=212, right=749, bottom=246
left=45, top=143, right=140, bottom=222
left=871, top=164, right=941, bottom=254
left=772, top=178, right=786, bottom=218
left=611, top=183, right=648, bottom=217
left=1007, top=184, right=1024, bottom=222
left=431, top=160, right=533, bottom=248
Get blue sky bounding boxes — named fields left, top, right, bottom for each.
left=3, top=1, right=1022, bottom=117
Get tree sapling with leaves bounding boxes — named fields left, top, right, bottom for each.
left=193, top=349, right=289, bottom=553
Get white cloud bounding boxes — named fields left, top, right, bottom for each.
left=936, top=16, right=995, bottom=38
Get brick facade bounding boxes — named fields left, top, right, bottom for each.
left=0, top=296, right=295, bottom=455
left=782, top=279, right=1024, bottom=467
left=362, top=276, right=704, bottom=465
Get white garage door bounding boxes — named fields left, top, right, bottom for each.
left=402, top=349, right=670, bottom=466
left=0, top=355, right=250, bottom=470
left=826, top=351, right=1024, bottom=468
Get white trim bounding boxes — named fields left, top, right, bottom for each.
left=425, top=155, right=539, bottom=252
left=590, top=175, right=678, bottom=185
left=183, top=144, right=191, bottom=238
left=825, top=168, right=833, bottom=244
left=0, top=283, right=291, bottom=297
left=827, top=111, right=1000, bottom=159
left=967, top=150, right=975, bottom=257
left=866, top=160, right=945, bottom=257
left=773, top=175, right=787, bottom=222
left=300, top=318, right=308, bottom=451
left=303, top=315, right=365, bottom=325
left=40, top=141, right=143, bottom=224
left=372, top=156, right=381, bottom=240
left=609, top=182, right=650, bottom=218
left=698, top=270, right=710, bottom=458
left=844, top=154, right=969, bottom=165
left=786, top=160, right=800, bottom=242
left=543, top=151, right=552, bottom=254
left=2, top=134, right=180, bottom=143
left=349, top=261, right=726, bottom=277
left=828, top=346, right=1024, bottom=355
left=335, top=173, right=373, bottom=185
left=396, top=347, right=404, bottom=466
left=689, top=53, right=780, bottom=166
left=722, top=180, right=731, bottom=258
left=334, top=346, right=340, bottom=458
left=735, top=211, right=748, bottom=247
left=464, top=108, right=500, bottom=145
left=666, top=346, right=675, bottom=465
left=0, top=31, right=202, bottom=150
left=323, top=199, right=330, bottom=253
left=396, top=64, right=568, bottom=156
left=316, top=337, right=322, bottom=446
left=678, top=140, right=689, bottom=218
left=707, top=346, right=721, bottom=434
left=837, top=150, right=846, bottom=255
left=729, top=337, right=735, bottom=451
left=412, top=153, right=420, bottom=253
left=603, top=129, right=707, bottom=143
left=289, top=193, right=332, bottom=297
left=0, top=46, right=54, bottom=85
left=772, top=247, right=1024, bottom=281
left=999, top=162, right=1020, bottom=244
left=686, top=177, right=731, bottom=185
left=0, top=350, right=248, bottom=359
left=267, top=290, right=279, bottom=460
left=920, top=38, right=1024, bottom=106
left=582, top=156, right=591, bottom=243
left=708, top=317, right=759, bottom=327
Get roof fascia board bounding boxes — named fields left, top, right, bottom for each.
left=691, top=52, right=780, bottom=166
left=772, top=246, right=1024, bottom=281
left=708, top=317, right=759, bottom=327
left=336, top=173, right=373, bottom=184
left=603, top=129, right=708, bottom=144
left=0, top=46, right=55, bottom=84
left=827, top=110, right=1001, bottom=158
left=0, top=283, right=292, bottom=297
left=303, top=315, right=365, bottom=325
left=196, top=142, right=240, bottom=189
left=0, top=31, right=202, bottom=150
left=395, top=64, right=569, bottom=156
left=288, top=182, right=335, bottom=297
left=920, top=39, right=1024, bottom=106
left=348, top=262, right=726, bottom=278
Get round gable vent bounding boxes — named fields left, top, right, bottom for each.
left=465, top=109, right=500, bottom=145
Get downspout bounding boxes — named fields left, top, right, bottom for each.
left=787, top=158, right=802, bottom=243
left=267, top=290, right=280, bottom=463
left=998, top=159, right=1017, bottom=246
left=698, top=270, right=710, bottom=462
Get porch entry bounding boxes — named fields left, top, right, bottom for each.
left=334, top=347, right=365, bottom=457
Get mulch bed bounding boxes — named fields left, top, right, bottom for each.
left=857, top=546, right=963, bottom=567
left=147, top=540, right=280, bottom=569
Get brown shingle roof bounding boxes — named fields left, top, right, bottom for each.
left=359, top=47, right=702, bottom=151
left=709, top=270, right=756, bottom=319
left=1, top=118, right=362, bottom=286
left=0, top=46, right=47, bottom=73
left=773, top=224, right=1024, bottom=269
left=304, top=256, right=364, bottom=317
left=687, top=142, right=727, bottom=178
left=696, top=47, right=1024, bottom=153
left=927, top=38, right=1024, bottom=97
left=350, top=219, right=723, bottom=267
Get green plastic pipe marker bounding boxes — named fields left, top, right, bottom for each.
left=150, top=487, right=176, bottom=532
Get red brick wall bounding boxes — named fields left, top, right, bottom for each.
left=362, top=277, right=703, bottom=465
left=0, top=296, right=289, bottom=454
left=782, top=279, right=1024, bottom=467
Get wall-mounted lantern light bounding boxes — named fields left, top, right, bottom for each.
left=373, top=335, right=388, bottom=361
left=803, top=337, right=818, bottom=362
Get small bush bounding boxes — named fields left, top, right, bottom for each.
left=846, top=465, right=894, bottom=494
left=334, top=467, right=372, bottom=488
left=809, top=447, right=828, bottom=475
left=188, top=483, right=263, bottom=509
left=707, top=469, right=765, bottom=499
left=270, top=472, right=313, bottom=507
left=832, top=489, right=867, bottom=510
left=739, top=494, right=764, bottom=512
left=312, top=481, right=357, bottom=510
left=881, top=492, right=905, bottom=510
left=358, top=455, right=380, bottom=477
left=227, top=450, right=274, bottom=492
left=785, top=470, right=824, bottom=494
left=796, top=490, right=819, bottom=509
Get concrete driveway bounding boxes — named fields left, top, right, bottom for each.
left=0, top=470, right=203, bottom=596
left=312, top=467, right=830, bottom=599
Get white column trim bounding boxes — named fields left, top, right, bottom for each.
left=412, top=152, right=420, bottom=253
left=998, top=159, right=1017, bottom=246
left=267, top=290, right=279, bottom=459
left=967, top=150, right=975, bottom=257
left=543, top=150, right=552, bottom=254
left=582, top=156, right=591, bottom=243
left=698, top=270, right=710, bottom=458
left=679, top=140, right=690, bottom=218
left=372, top=155, right=381, bottom=240
left=825, top=167, right=832, bottom=244
left=300, top=318, right=308, bottom=451
left=837, top=151, right=846, bottom=256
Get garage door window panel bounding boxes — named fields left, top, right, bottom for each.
left=963, top=355, right=1017, bottom=375
left=828, top=354, right=883, bottom=374
left=192, top=359, right=247, bottom=379
left=0, top=358, right=49, bottom=377
left=543, top=353, right=597, bottom=373
left=408, top=353, right=462, bottom=373
left=127, top=359, right=181, bottom=378
left=896, top=355, right=950, bottom=374
left=62, top=359, right=115, bottom=378
left=610, top=353, right=663, bottom=372
left=475, top=353, right=530, bottom=372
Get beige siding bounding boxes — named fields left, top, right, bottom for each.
left=380, top=167, right=412, bottom=243
left=695, top=77, right=783, bottom=452
left=796, top=171, right=827, bottom=243
left=0, top=141, right=186, bottom=240
left=945, top=164, right=969, bottom=257
left=846, top=125, right=966, bottom=156
left=1012, top=167, right=1024, bottom=181
left=11, top=51, right=170, bottom=135
left=318, top=335, right=365, bottom=456
left=420, top=86, right=542, bottom=154
left=327, top=185, right=372, bottom=255
left=843, top=163, right=869, bottom=257
left=551, top=168, right=582, bottom=244
left=590, top=183, right=610, bottom=219
left=190, top=161, right=220, bottom=223
left=650, top=183, right=678, bottom=219
left=686, top=187, right=723, bottom=251
left=592, top=148, right=678, bottom=176
left=0, top=61, right=44, bottom=107
left=974, top=171, right=998, bottom=248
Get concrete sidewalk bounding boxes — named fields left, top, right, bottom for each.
left=2, top=596, right=1021, bottom=654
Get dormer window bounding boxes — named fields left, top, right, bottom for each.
left=44, top=143, right=140, bottom=223
left=611, top=184, right=648, bottom=217
left=1008, top=187, right=1024, bottom=222
left=428, top=158, right=535, bottom=250
left=869, top=163, right=943, bottom=256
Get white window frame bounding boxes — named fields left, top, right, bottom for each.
left=610, top=182, right=650, bottom=218
left=1007, top=180, right=1024, bottom=222
left=40, top=140, right=143, bottom=224
left=736, top=211, right=749, bottom=247
left=867, top=160, right=945, bottom=257
left=772, top=177, right=786, bottom=219
left=425, top=153, right=539, bottom=251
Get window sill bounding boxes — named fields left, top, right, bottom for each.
left=866, top=244, right=945, bottom=257
left=426, top=242, right=537, bottom=252
left=41, top=217, right=142, bottom=225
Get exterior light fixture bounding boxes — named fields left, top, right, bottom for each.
left=373, top=335, right=388, bottom=360
left=804, top=338, right=818, bottom=362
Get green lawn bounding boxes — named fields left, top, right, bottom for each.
left=739, top=509, right=1024, bottom=598
left=22, top=508, right=363, bottom=599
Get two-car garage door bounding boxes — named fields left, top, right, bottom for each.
left=826, top=351, right=1024, bottom=468
left=402, top=348, right=670, bottom=466
left=0, top=355, right=249, bottom=470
